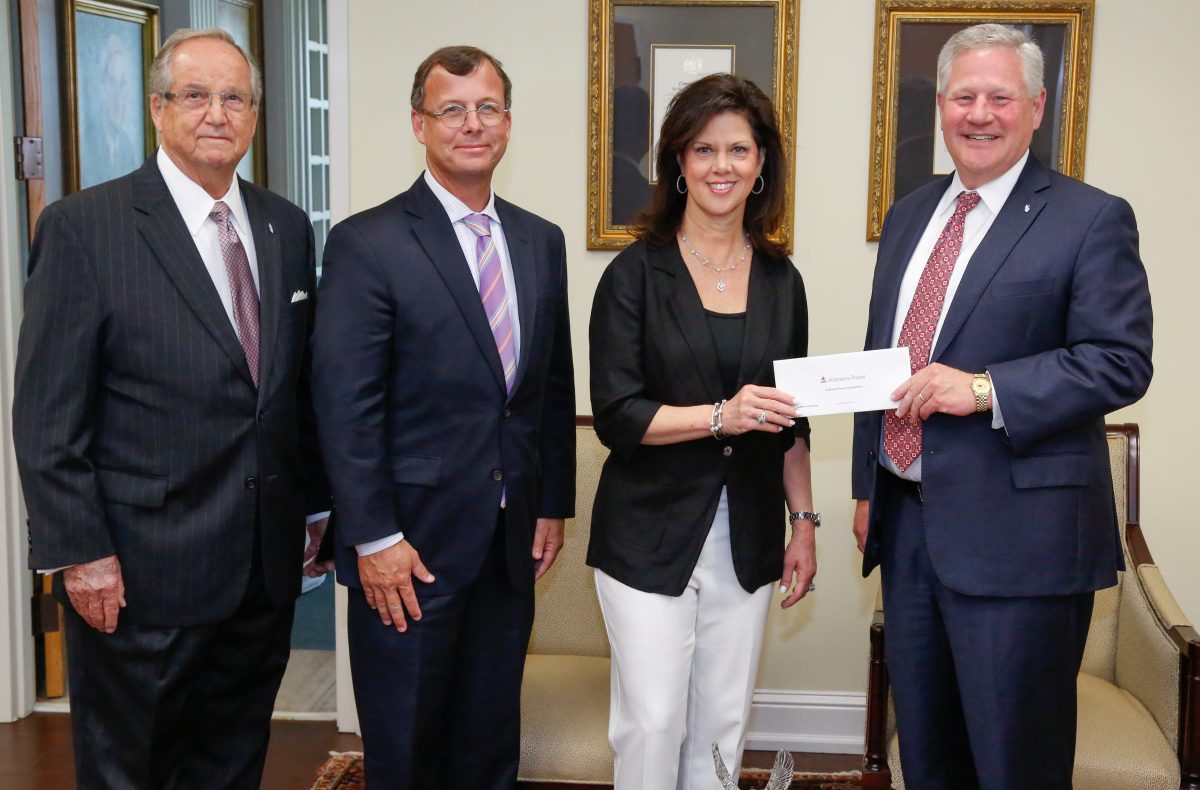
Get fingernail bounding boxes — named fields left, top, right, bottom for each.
left=795, top=408, right=804, bottom=417
left=779, top=584, right=787, bottom=593
left=788, top=419, right=796, bottom=426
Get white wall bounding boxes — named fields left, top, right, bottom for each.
left=342, top=0, right=1199, bottom=730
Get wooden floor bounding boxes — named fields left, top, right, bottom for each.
left=1, top=712, right=860, bottom=788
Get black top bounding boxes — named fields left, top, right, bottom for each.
left=588, top=239, right=810, bottom=596
left=705, top=309, right=746, bottom=396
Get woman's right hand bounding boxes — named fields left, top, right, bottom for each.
left=722, top=385, right=799, bottom=436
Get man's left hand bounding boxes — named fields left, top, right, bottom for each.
left=532, top=518, right=565, bottom=581
left=892, top=363, right=980, bottom=425
left=303, top=517, right=334, bottom=577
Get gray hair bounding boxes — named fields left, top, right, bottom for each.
left=148, top=28, right=263, bottom=107
left=936, top=23, right=1044, bottom=99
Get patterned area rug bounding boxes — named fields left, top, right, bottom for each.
left=312, top=752, right=862, bottom=789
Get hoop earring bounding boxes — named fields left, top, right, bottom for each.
left=675, top=175, right=688, bottom=194
left=751, top=175, right=765, bottom=195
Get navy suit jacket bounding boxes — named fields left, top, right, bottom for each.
left=14, top=158, right=330, bottom=625
left=852, top=156, right=1153, bottom=597
left=312, top=175, right=575, bottom=594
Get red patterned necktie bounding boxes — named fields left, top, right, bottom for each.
left=210, top=200, right=260, bottom=387
left=463, top=213, right=517, bottom=393
left=883, top=190, right=981, bottom=472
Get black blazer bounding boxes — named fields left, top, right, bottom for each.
left=587, top=239, right=809, bottom=595
left=311, top=175, right=576, bottom=594
left=13, top=158, right=330, bottom=626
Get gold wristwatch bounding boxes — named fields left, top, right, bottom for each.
left=971, top=373, right=991, bottom=413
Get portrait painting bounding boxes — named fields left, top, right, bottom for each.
left=63, top=0, right=159, bottom=192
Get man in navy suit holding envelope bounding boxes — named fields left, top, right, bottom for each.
left=852, top=24, right=1152, bottom=789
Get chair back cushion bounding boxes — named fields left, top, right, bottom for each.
left=1078, top=432, right=1130, bottom=679
left=527, top=425, right=611, bottom=657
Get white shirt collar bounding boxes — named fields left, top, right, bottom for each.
left=936, top=150, right=1029, bottom=218
left=156, top=147, right=250, bottom=238
left=423, top=170, right=500, bottom=227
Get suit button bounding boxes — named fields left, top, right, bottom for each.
left=722, top=445, right=733, bottom=457
left=504, top=408, right=512, bottom=418
left=257, top=411, right=267, bottom=423
left=492, top=470, right=503, bottom=481
left=244, top=476, right=257, bottom=489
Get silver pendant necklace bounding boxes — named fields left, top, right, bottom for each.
left=680, top=232, right=752, bottom=292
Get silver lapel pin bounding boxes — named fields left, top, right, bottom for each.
left=1024, top=204, right=1030, bottom=213
left=268, top=222, right=275, bottom=234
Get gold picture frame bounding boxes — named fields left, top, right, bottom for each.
left=865, top=0, right=1094, bottom=241
left=587, top=0, right=800, bottom=251
left=62, top=0, right=160, bottom=193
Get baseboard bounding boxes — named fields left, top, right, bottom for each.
left=745, top=690, right=865, bottom=755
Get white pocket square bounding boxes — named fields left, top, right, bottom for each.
left=290, top=290, right=309, bottom=304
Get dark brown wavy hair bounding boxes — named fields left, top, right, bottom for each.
left=634, top=73, right=787, bottom=258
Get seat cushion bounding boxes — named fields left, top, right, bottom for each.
left=518, top=654, right=613, bottom=783
left=1074, top=673, right=1178, bottom=790
left=885, top=674, right=1178, bottom=790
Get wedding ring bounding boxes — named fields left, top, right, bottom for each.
left=808, top=582, right=817, bottom=592
left=756, top=410, right=768, bottom=424
left=917, top=392, right=927, bottom=402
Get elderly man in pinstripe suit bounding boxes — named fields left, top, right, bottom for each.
left=12, top=28, right=329, bottom=789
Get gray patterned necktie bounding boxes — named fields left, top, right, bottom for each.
left=210, top=200, right=260, bottom=387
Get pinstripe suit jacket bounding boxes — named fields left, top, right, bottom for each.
left=13, top=157, right=330, bottom=626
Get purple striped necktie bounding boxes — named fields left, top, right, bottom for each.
left=210, top=200, right=260, bottom=387
left=463, top=213, right=517, bottom=393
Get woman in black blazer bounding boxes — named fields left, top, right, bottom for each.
left=587, top=74, right=818, bottom=788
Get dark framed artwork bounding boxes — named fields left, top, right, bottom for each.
left=62, top=0, right=160, bottom=192
left=587, top=0, right=800, bottom=251
left=865, top=0, right=1094, bottom=240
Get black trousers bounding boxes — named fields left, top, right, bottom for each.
left=63, top=549, right=294, bottom=790
left=348, top=512, right=535, bottom=790
left=878, top=472, right=1094, bottom=790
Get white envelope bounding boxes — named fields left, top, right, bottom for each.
left=774, top=347, right=911, bottom=417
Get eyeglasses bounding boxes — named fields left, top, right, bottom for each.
left=162, top=89, right=254, bottom=114
left=420, top=103, right=508, bottom=128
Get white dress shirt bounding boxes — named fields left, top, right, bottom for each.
left=880, top=152, right=1027, bottom=481
left=355, top=171, right=523, bottom=557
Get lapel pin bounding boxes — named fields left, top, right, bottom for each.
left=268, top=222, right=275, bottom=234
left=1024, top=204, right=1030, bottom=213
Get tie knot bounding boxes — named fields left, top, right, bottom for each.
left=210, top=200, right=232, bottom=224
left=957, top=191, right=982, bottom=214
left=463, top=213, right=491, bottom=238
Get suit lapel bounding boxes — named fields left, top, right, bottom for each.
left=735, top=252, right=777, bottom=386
left=661, top=246, right=724, bottom=403
left=933, top=157, right=1050, bottom=361
left=407, top=178, right=507, bottom=392
left=132, top=160, right=255, bottom=388
left=243, top=182, right=281, bottom=399
left=873, top=179, right=948, bottom=350
left=497, top=198, right=538, bottom=400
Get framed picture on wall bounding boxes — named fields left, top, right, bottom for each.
left=587, top=0, right=800, bottom=251
left=865, top=0, right=1095, bottom=240
left=62, top=0, right=160, bottom=193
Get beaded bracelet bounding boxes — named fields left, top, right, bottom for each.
left=710, top=399, right=727, bottom=439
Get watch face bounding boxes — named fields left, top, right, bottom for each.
left=972, top=377, right=990, bottom=394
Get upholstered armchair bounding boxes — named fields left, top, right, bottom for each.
left=518, top=422, right=614, bottom=785
left=862, top=424, right=1200, bottom=790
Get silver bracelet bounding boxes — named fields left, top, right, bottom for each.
left=710, top=399, right=727, bottom=439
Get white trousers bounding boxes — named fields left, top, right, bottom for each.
left=595, top=490, right=773, bottom=790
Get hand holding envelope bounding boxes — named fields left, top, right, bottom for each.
left=773, top=348, right=911, bottom=417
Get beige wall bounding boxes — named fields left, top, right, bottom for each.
left=345, top=0, right=1200, bottom=694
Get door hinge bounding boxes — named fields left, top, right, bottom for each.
left=15, top=136, right=44, bottom=180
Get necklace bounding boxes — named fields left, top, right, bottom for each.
left=680, top=232, right=751, bottom=293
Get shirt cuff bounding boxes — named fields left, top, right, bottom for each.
left=306, top=510, right=332, bottom=524
left=988, top=371, right=1006, bottom=431
left=356, top=532, right=404, bottom=556
left=38, top=566, right=69, bottom=575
